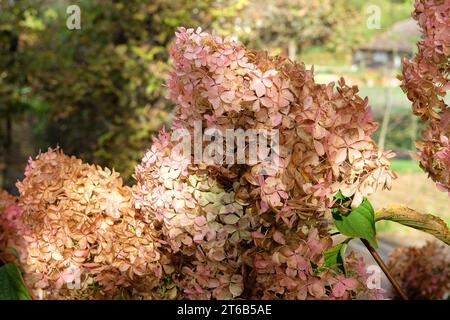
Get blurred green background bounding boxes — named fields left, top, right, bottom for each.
left=0, top=0, right=447, bottom=242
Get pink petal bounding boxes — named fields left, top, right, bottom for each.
left=313, top=140, right=325, bottom=156
left=334, top=148, right=347, bottom=164
left=332, top=282, right=346, bottom=298
left=252, top=79, right=266, bottom=97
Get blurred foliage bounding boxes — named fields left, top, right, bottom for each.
left=351, top=0, right=414, bottom=39
left=235, top=0, right=362, bottom=56
left=236, top=0, right=414, bottom=61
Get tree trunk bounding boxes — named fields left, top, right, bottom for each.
left=378, top=86, right=392, bottom=150
left=1, top=114, right=11, bottom=189
left=288, top=39, right=297, bottom=61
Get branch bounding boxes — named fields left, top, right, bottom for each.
left=360, top=239, right=408, bottom=300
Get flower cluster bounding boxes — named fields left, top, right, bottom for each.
left=0, top=190, right=25, bottom=263
left=400, top=0, right=450, bottom=194
left=167, top=27, right=395, bottom=217
left=133, top=27, right=392, bottom=299
left=387, top=241, right=450, bottom=300
left=14, top=148, right=163, bottom=299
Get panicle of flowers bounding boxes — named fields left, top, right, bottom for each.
left=167, top=26, right=395, bottom=220
left=15, top=148, right=164, bottom=299
left=387, top=241, right=450, bottom=300
left=132, top=27, right=392, bottom=300
left=400, top=0, right=450, bottom=194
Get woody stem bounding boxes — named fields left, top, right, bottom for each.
left=361, top=239, right=408, bottom=300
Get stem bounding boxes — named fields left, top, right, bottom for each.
left=360, top=239, right=408, bottom=300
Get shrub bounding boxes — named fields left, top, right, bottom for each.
left=2, top=1, right=448, bottom=299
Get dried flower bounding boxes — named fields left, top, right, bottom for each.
left=388, top=241, right=450, bottom=300
left=0, top=190, right=26, bottom=263
left=14, top=148, right=164, bottom=299
left=168, top=27, right=394, bottom=215
left=400, top=0, right=450, bottom=194
left=132, top=27, right=393, bottom=300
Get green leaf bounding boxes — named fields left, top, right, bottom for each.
left=334, top=190, right=346, bottom=201
left=0, top=264, right=32, bottom=300
left=332, top=198, right=378, bottom=249
left=323, top=239, right=351, bottom=273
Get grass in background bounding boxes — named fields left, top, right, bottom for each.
left=359, top=86, right=411, bottom=111
left=390, top=159, right=422, bottom=174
